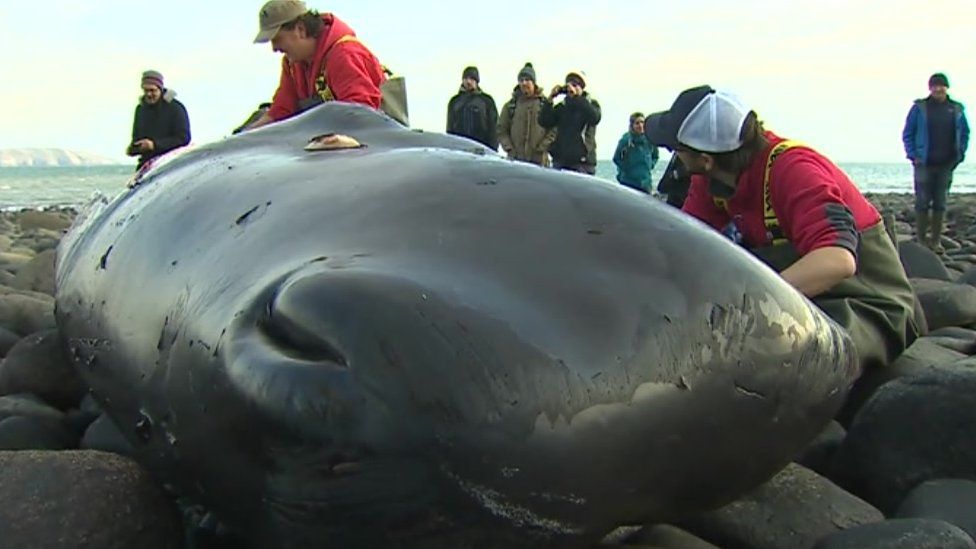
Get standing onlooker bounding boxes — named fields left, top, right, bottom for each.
left=539, top=71, right=601, bottom=175
left=497, top=63, right=556, bottom=167
left=902, top=72, right=970, bottom=253
left=447, top=66, right=499, bottom=150
left=612, top=112, right=658, bottom=192
left=243, top=0, right=385, bottom=131
left=126, top=70, right=191, bottom=170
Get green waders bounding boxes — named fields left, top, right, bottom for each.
left=750, top=222, right=920, bottom=424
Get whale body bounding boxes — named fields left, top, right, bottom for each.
left=55, top=104, right=856, bottom=548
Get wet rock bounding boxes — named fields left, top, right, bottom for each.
left=680, top=463, right=883, bottom=549
left=0, top=450, right=182, bottom=548
left=0, top=393, right=65, bottom=423
left=10, top=249, right=55, bottom=296
left=0, top=251, right=32, bottom=274
left=82, top=413, right=136, bottom=457
left=0, top=330, right=88, bottom=410
left=892, top=336, right=969, bottom=371
left=12, top=210, right=74, bottom=232
left=900, top=241, right=952, bottom=281
left=0, top=326, right=20, bottom=357
left=796, top=421, right=846, bottom=478
left=912, top=279, right=976, bottom=330
left=609, top=524, right=720, bottom=548
left=831, top=367, right=976, bottom=513
left=0, top=291, right=56, bottom=336
left=0, top=415, right=77, bottom=450
left=813, top=518, right=976, bottom=549
left=0, top=329, right=86, bottom=409
left=896, top=479, right=976, bottom=541
left=957, top=265, right=976, bottom=287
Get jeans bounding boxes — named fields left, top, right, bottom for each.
left=913, top=163, right=955, bottom=212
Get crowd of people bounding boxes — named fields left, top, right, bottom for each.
left=126, top=1, right=972, bottom=398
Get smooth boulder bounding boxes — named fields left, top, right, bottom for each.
left=813, top=518, right=976, bottom=549
left=680, top=463, right=883, bottom=549
left=896, top=479, right=976, bottom=541
left=0, top=329, right=86, bottom=409
left=912, top=278, right=976, bottom=331
left=10, top=249, right=56, bottom=295
left=0, top=450, right=182, bottom=548
left=831, top=367, right=976, bottom=513
left=900, top=241, right=952, bottom=281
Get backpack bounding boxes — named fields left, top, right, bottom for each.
left=331, top=36, right=409, bottom=126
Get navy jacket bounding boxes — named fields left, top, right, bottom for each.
left=902, top=97, right=969, bottom=165
left=130, top=90, right=191, bottom=168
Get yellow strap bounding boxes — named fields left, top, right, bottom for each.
left=763, top=140, right=803, bottom=245
left=709, top=139, right=803, bottom=246
left=332, top=35, right=394, bottom=76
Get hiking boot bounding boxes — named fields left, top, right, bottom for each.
left=930, top=212, right=946, bottom=254
left=915, top=210, right=930, bottom=245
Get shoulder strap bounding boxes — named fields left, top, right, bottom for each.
left=763, top=140, right=803, bottom=245
left=709, top=139, right=803, bottom=246
left=329, top=35, right=394, bottom=75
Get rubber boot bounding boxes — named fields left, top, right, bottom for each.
left=915, top=210, right=930, bottom=246
left=930, top=211, right=946, bottom=254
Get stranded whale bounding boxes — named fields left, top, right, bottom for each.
left=55, top=103, right=857, bottom=547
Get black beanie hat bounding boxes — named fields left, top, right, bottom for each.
left=462, top=66, right=480, bottom=84
left=517, top=62, right=536, bottom=83
left=929, top=72, right=950, bottom=88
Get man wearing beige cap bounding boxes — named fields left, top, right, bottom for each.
left=244, top=0, right=385, bottom=131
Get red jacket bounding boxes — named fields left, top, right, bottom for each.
left=268, top=14, right=385, bottom=121
left=682, top=132, right=881, bottom=259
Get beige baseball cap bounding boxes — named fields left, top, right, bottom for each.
left=253, top=0, right=308, bottom=44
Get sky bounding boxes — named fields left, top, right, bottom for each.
left=0, top=0, right=972, bottom=163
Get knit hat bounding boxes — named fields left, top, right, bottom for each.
left=142, top=70, right=164, bottom=90
left=565, top=70, right=586, bottom=89
left=517, top=63, right=536, bottom=83
left=929, top=72, right=950, bottom=88
left=462, top=66, right=480, bottom=84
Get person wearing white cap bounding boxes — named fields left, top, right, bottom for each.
left=243, top=0, right=385, bottom=131
left=646, top=85, right=919, bottom=420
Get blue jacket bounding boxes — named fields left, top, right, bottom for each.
left=613, top=132, right=658, bottom=191
left=902, top=97, right=970, bottom=165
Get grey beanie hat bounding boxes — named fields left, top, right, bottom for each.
left=517, top=62, right=536, bottom=83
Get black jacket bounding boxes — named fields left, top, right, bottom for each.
left=538, top=93, right=601, bottom=167
left=447, top=88, right=499, bottom=150
left=129, top=90, right=191, bottom=168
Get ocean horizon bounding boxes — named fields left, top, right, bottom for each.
left=2, top=160, right=974, bottom=211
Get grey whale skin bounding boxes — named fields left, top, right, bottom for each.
left=55, top=104, right=856, bottom=547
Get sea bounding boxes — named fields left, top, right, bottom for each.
left=2, top=161, right=975, bottom=211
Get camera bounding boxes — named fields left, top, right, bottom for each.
left=558, top=86, right=569, bottom=94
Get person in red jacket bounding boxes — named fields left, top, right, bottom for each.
left=645, top=85, right=919, bottom=421
left=244, top=0, right=385, bottom=131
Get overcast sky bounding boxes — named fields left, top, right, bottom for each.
left=0, top=0, right=971, bottom=163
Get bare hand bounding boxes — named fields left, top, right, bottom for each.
left=549, top=85, right=564, bottom=100
left=133, top=139, right=155, bottom=152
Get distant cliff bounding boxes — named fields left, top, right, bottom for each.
left=0, top=149, right=120, bottom=167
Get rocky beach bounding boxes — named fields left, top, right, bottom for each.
left=3, top=193, right=976, bottom=548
